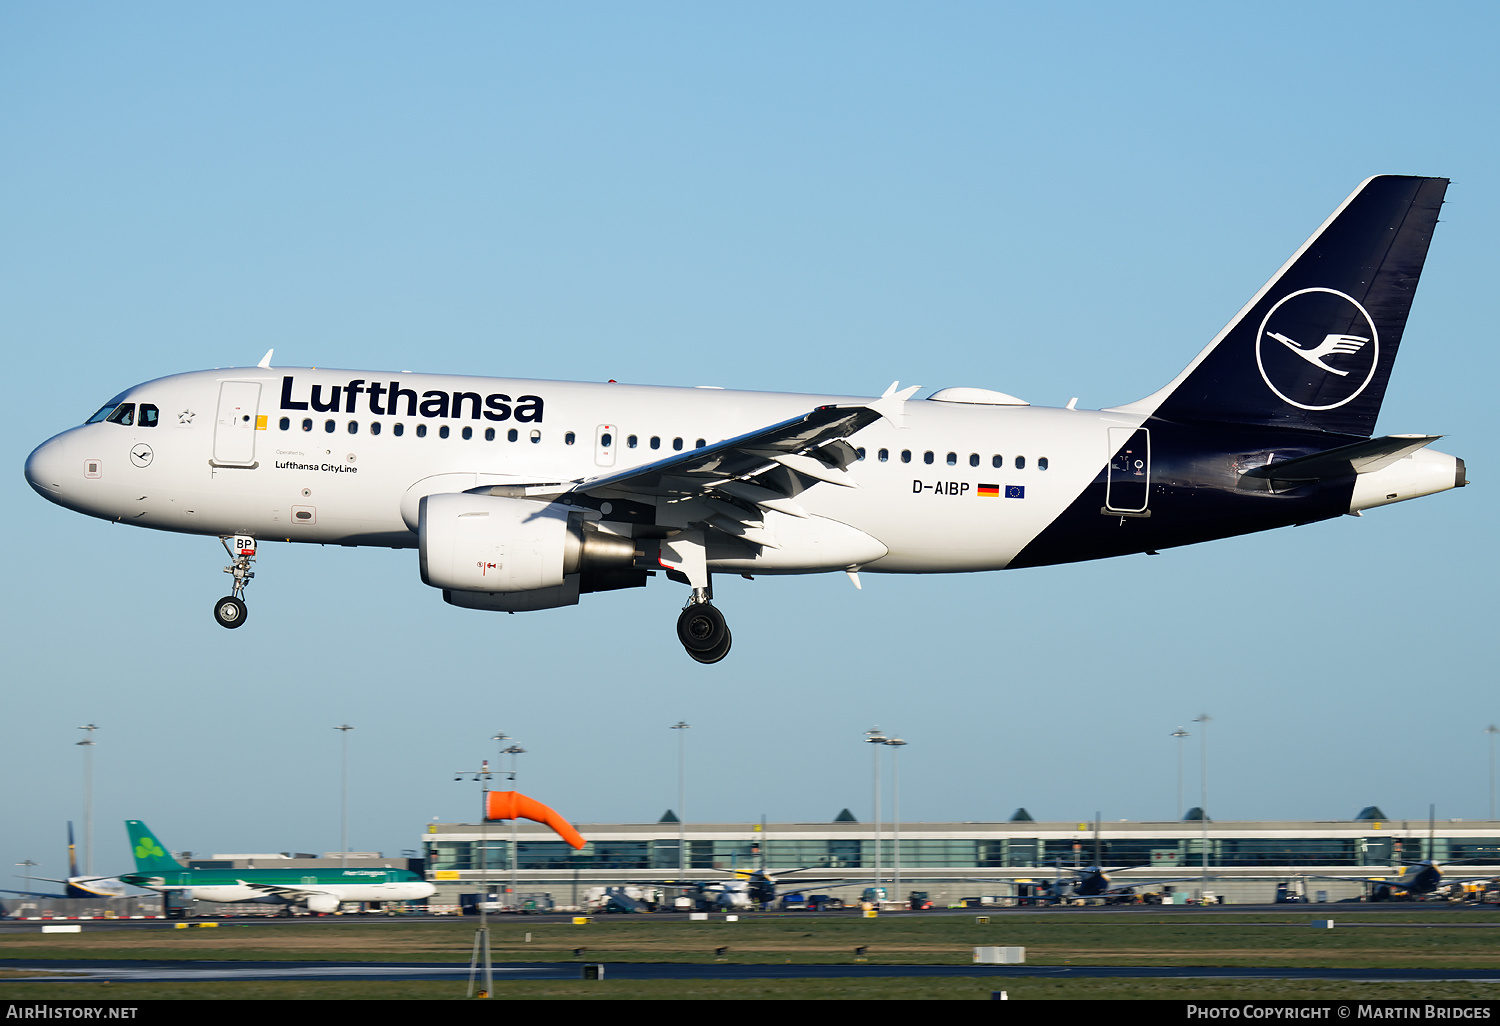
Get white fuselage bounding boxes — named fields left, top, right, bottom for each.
left=26, top=367, right=1144, bottom=574
left=170, top=880, right=436, bottom=906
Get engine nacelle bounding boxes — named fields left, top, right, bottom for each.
left=418, top=492, right=637, bottom=596
left=303, top=893, right=341, bottom=914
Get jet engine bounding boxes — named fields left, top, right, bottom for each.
left=418, top=492, right=641, bottom=611
left=303, top=893, right=341, bottom=914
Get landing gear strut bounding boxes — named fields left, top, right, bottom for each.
left=213, top=535, right=256, bottom=629
left=677, top=590, right=731, bottom=664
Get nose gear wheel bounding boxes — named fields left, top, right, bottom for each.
left=213, top=595, right=247, bottom=629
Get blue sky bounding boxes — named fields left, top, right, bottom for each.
left=3, top=2, right=1495, bottom=880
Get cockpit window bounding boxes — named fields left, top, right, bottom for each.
left=139, top=404, right=159, bottom=428
left=85, top=390, right=133, bottom=425
left=104, top=403, right=136, bottom=426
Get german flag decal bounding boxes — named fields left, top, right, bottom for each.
left=977, top=483, right=1000, bottom=498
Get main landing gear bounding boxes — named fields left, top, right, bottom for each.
left=213, top=535, right=256, bottom=629
left=659, top=533, right=731, bottom=663
left=677, top=591, right=731, bottom=664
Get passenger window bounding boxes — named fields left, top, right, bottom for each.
left=439, top=425, right=450, bottom=439
left=302, top=418, right=313, bottom=432
left=923, top=451, right=934, bottom=465
left=901, top=450, right=911, bottom=463
left=324, top=419, right=335, bottom=433
left=462, top=426, right=472, bottom=440
left=393, top=423, right=404, bottom=436
left=650, top=436, right=661, bottom=450
left=627, top=435, right=638, bottom=448
left=992, top=455, right=1002, bottom=468
left=673, top=437, right=683, bottom=451
left=1015, top=455, right=1025, bottom=469
left=695, top=438, right=705, bottom=448
left=969, top=453, right=979, bottom=467
left=878, top=448, right=889, bottom=462
left=946, top=452, right=957, bottom=466
left=279, top=417, right=290, bottom=431
left=485, top=427, right=495, bottom=441
left=1039, top=457, right=1049, bottom=470
left=105, top=404, right=136, bottom=426
left=416, top=424, right=427, bottom=438
left=530, top=429, right=541, bottom=444
left=565, top=432, right=576, bottom=445
left=856, top=447, right=865, bottom=461
left=370, top=421, right=381, bottom=436
left=138, top=405, right=159, bottom=427
left=348, top=421, right=358, bottom=434
left=508, top=428, right=518, bottom=442
left=602, top=433, right=613, bottom=448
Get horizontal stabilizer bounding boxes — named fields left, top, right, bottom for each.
left=1240, top=434, right=1441, bottom=487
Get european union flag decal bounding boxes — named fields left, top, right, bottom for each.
left=1005, top=485, right=1025, bottom=499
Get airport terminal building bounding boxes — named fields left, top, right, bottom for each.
left=423, top=814, right=1500, bottom=906
left=10, top=814, right=1496, bottom=919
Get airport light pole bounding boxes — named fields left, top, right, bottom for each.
left=455, top=756, right=495, bottom=999
left=1487, top=725, right=1498, bottom=821
left=1171, top=727, right=1190, bottom=820
left=497, top=738, right=525, bottom=902
left=864, top=728, right=886, bottom=899
left=15, top=860, right=37, bottom=897
left=883, top=737, right=907, bottom=902
left=1193, top=713, right=1211, bottom=900
left=76, top=725, right=98, bottom=876
left=672, top=722, right=690, bottom=873
left=334, top=725, right=354, bottom=867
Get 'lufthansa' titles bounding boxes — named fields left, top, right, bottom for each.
left=279, top=376, right=544, bottom=423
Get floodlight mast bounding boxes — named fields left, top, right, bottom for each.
left=864, top=728, right=887, bottom=898
left=455, top=754, right=495, bottom=999
left=76, top=725, right=98, bottom=876
left=883, top=737, right=908, bottom=900
left=334, top=724, right=354, bottom=867
left=672, top=722, right=690, bottom=873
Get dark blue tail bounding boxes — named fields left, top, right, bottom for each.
left=1127, top=176, right=1447, bottom=437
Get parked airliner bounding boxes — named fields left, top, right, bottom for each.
left=25, top=176, right=1465, bottom=661
left=118, top=820, right=435, bottom=914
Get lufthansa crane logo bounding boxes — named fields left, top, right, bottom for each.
left=1256, top=288, right=1379, bottom=411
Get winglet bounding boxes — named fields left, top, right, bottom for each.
left=257, top=349, right=274, bottom=369
left=867, top=381, right=922, bottom=429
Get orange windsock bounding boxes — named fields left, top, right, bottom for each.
left=484, top=790, right=587, bottom=850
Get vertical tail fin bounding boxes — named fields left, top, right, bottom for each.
left=1120, top=176, right=1448, bottom=436
left=67, top=821, right=79, bottom=878
left=124, top=820, right=182, bottom=873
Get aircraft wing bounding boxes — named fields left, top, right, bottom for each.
left=0, top=886, right=70, bottom=899
left=776, top=879, right=876, bottom=895
left=632, top=875, right=865, bottom=890
left=565, top=403, right=884, bottom=510
left=233, top=880, right=332, bottom=899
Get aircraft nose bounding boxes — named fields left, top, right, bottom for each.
left=24, top=436, right=69, bottom=500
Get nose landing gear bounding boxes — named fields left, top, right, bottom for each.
left=213, top=595, right=247, bottom=628
left=213, top=535, right=256, bottom=629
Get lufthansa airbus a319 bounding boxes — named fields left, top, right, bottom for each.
left=25, top=176, right=1465, bottom=662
